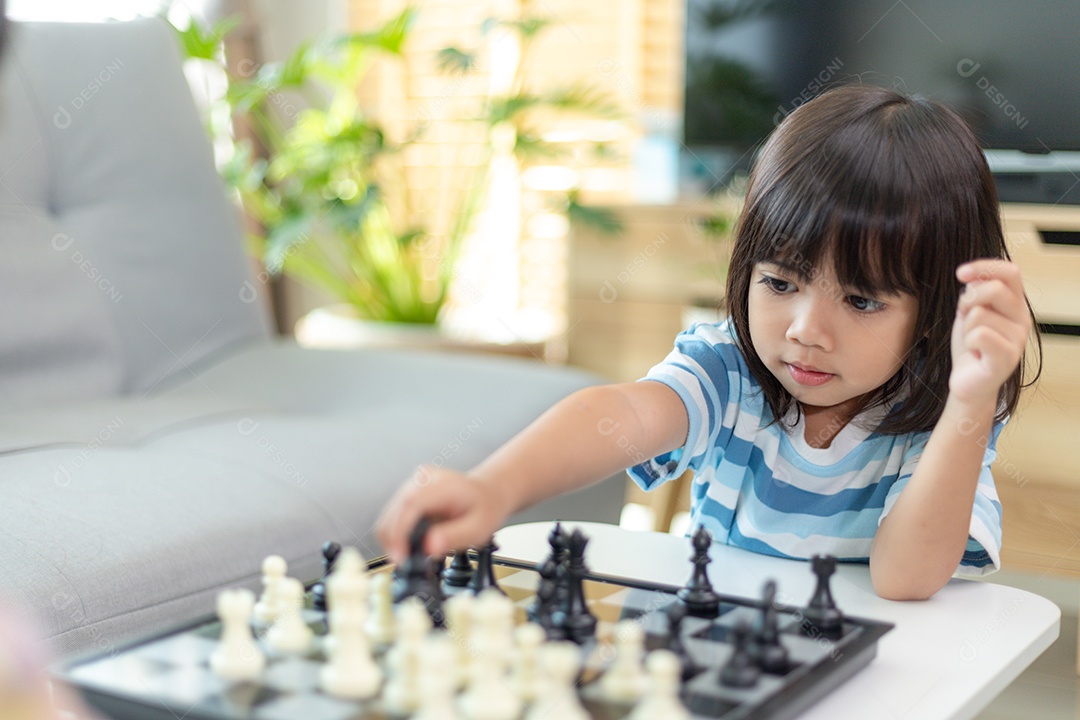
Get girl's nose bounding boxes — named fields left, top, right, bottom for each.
left=785, top=299, right=834, bottom=351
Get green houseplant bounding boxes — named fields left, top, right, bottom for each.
left=174, top=5, right=621, bottom=328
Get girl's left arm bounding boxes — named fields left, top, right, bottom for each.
left=870, top=259, right=1032, bottom=601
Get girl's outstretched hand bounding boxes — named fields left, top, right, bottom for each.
left=375, top=465, right=513, bottom=564
left=950, top=259, right=1032, bottom=407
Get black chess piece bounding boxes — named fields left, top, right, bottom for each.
left=466, top=538, right=506, bottom=596
left=719, top=619, right=761, bottom=688
left=392, top=517, right=445, bottom=625
left=750, top=579, right=789, bottom=673
left=677, top=525, right=721, bottom=618
left=664, top=601, right=702, bottom=681
left=803, top=554, right=843, bottom=638
left=442, top=549, right=474, bottom=595
left=548, top=522, right=572, bottom=608
left=530, top=558, right=564, bottom=639
left=311, top=540, right=342, bottom=612
left=550, top=528, right=597, bottom=643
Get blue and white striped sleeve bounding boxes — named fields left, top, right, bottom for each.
left=880, top=420, right=1006, bottom=577
left=626, top=323, right=743, bottom=492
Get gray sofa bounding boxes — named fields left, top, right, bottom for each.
left=0, top=18, right=622, bottom=659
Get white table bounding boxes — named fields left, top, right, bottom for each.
left=495, top=522, right=1061, bottom=720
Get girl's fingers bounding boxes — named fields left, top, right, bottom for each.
left=957, top=277, right=1031, bottom=329
left=961, top=305, right=1031, bottom=352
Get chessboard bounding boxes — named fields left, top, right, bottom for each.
left=57, top=525, right=893, bottom=720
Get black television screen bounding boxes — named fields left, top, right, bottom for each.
left=684, top=0, right=1080, bottom=161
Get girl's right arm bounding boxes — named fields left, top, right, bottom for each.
left=375, top=380, right=688, bottom=562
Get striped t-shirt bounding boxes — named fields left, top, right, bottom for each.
left=628, top=320, right=1003, bottom=577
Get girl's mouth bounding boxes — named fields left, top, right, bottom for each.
left=786, top=363, right=835, bottom=387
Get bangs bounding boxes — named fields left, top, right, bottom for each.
left=748, top=187, right=923, bottom=298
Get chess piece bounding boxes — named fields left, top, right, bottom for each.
left=600, top=619, right=647, bottom=702
left=252, top=555, right=287, bottom=624
left=366, top=571, right=396, bottom=645
left=751, top=579, right=789, bottom=673
left=383, top=598, right=432, bottom=715
left=529, top=558, right=560, bottom=637
left=803, top=554, right=843, bottom=637
left=628, top=650, right=690, bottom=720
left=414, top=633, right=464, bottom=720
left=719, top=619, right=760, bottom=688
left=320, top=553, right=381, bottom=699
left=443, top=549, right=474, bottom=595
left=510, top=622, right=545, bottom=703
left=677, top=526, right=721, bottom=618
left=209, top=589, right=265, bottom=681
left=550, top=529, right=597, bottom=643
left=467, top=538, right=505, bottom=595
left=664, top=601, right=701, bottom=681
left=444, top=593, right=476, bottom=688
left=311, top=540, right=341, bottom=612
left=393, top=517, right=445, bottom=625
left=525, top=641, right=588, bottom=720
left=265, top=577, right=313, bottom=654
left=459, top=591, right=522, bottom=720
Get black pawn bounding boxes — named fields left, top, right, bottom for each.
left=530, top=558, right=563, bottom=639
left=311, top=540, right=342, bottom=612
left=552, top=528, right=597, bottom=643
left=803, top=555, right=843, bottom=637
left=719, top=619, right=760, bottom=689
left=442, top=549, right=474, bottom=595
left=750, top=580, right=789, bottom=673
left=392, top=518, right=444, bottom=625
left=467, top=538, right=506, bottom=596
left=664, top=601, right=701, bottom=681
left=677, top=526, right=721, bottom=618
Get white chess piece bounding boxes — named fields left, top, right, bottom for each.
left=382, top=598, right=432, bottom=715
left=253, top=555, right=287, bottom=624
left=366, top=572, right=396, bottom=646
left=599, top=619, right=647, bottom=702
left=209, top=589, right=265, bottom=681
left=525, top=641, right=588, bottom=720
left=323, top=547, right=368, bottom=658
left=510, top=623, right=545, bottom=703
left=627, top=650, right=690, bottom=720
left=265, top=577, right=313, bottom=654
left=413, top=633, right=464, bottom=720
left=444, top=592, right=475, bottom=688
left=459, top=591, right=522, bottom=720
left=320, top=548, right=381, bottom=699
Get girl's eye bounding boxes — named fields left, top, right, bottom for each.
left=759, top=276, right=793, bottom=294
left=848, top=295, right=885, bottom=312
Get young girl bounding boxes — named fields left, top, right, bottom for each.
left=377, top=84, right=1039, bottom=601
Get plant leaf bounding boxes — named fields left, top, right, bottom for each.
left=436, top=47, right=476, bottom=75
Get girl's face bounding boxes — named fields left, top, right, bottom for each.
left=748, top=258, right=919, bottom=416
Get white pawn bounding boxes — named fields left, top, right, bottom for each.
left=253, top=555, right=287, bottom=624
left=413, top=634, right=464, bottom=720
left=366, top=572, right=396, bottom=646
left=320, top=598, right=381, bottom=699
left=510, top=623, right=545, bottom=703
left=525, top=642, right=588, bottom=720
left=600, top=619, right=647, bottom=702
left=444, top=592, right=475, bottom=688
left=382, top=598, right=432, bottom=715
left=265, top=577, right=313, bottom=654
left=209, top=589, right=265, bottom=681
left=628, top=650, right=690, bottom=720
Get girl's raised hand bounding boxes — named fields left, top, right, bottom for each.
left=950, top=259, right=1032, bottom=407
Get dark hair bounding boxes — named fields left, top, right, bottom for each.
left=725, top=84, right=1040, bottom=434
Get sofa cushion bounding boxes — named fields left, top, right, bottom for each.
left=0, top=18, right=269, bottom=405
